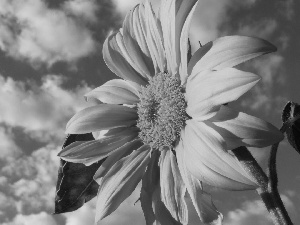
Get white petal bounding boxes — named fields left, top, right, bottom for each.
left=177, top=0, right=198, bottom=84
left=160, top=150, right=188, bottom=224
left=160, top=0, right=176, bottom=74
left=182, top=120, right=257, bottom=190
left=188, top=36, right=277, bottom=75
left=176, top=139, right=223, bottom=224
left=103, top=32, right=148, bottom=85
left=93, top=139, right=143, bottom=184
left=59, top=128, right=138, bottom=166
left=85, top=79, right=141, bottom=105
left=186, top=68, right=260, bottom=121
left=144, top=0, right=166, bottom=74
left=95, top=145, right=151, bottom=221
left=66, top=104, right=138, bottom=134
left=208, top=106, right=284, bottom=149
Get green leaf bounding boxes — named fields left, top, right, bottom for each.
left=282, top=101, right=300, bottom=154
left=54, top=133, right=105, bottom=214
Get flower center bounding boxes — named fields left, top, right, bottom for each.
left=137, top=73, right=188, bottom=150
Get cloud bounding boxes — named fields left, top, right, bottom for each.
left=3, top=212, right=58, bottom=225
left=0, top=74, right=93, bottom=143
left=0, top=0, right=97, bottom=67
left=0, top=126, right=22, bottom=159
left=224, top=194, right=295, bottom=225
left=111, top=0, right=141, bottom=16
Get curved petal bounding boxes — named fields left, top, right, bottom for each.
left=103, top=32, right=148, bottom=85
left=208, top=106, right=284, bottom=149
left=123, top=5, right=155, bottom=78
left=85, top=79, right=141, bottom=105
left=177, top=0, right=198, bottom=84
left=159, top=150, right=188, bottom=224
left=186, top=68, right=260, bottom=121
left=188, top=36, right=277, bottom=76
left=160, top=0, right=176, bottom=74
left=176, top=139, right=223, bottom=225
left=144, top=0, right=165, bottom=74
left=58, top=128, right=139, bottom=166
left=93, top=139, right=143, bottom=184
left=95, top=145, right=151, bottom=221
left=182, top=120, right=258, bottom=190
left=66, top=104, right=138, bottom=134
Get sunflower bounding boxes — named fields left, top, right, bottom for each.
left=58, top=0, right=283, bottom=224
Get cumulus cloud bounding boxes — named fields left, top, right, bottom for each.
left=0, top=0, right=97, bottom=67
left=224, top=194, right=295, bottom=225
left=3, top=212, right=58, bottom=225
left=0, top=74, right=93, bottom=143
left=111, top=0, right=142, bottom=16
left=0, top=126, right=22, bottom=159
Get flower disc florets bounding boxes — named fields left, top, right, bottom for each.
left=137, top=73, right=188, bottom=150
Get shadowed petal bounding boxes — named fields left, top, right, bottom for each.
left=186, top=68, right=260, bottom=121
left=85, top=79, right=141, bottom=105
left=208, top=106, right=284, bottom=149
left=160, top=150, right=188, bottom=224
left=66, top=104, right=138, bottom=134
left=103, top=32, right=147, bottom=85
left=183, top=120, right=257, bottom=190
left=58, top=128, right=139, bottom=166
left=176, top=139, right=223, bottom=225
left=188, top=36, right=277, bottom=76
left=95, top=145, right=151, bottom=222
left=93, top=139, right=144, bottom=184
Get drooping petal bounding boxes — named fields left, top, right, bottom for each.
left=103, top=32, right=148, bottom=86
left=176, top=139, right=223, bottom=224
left=186, top=68, right=260, bottom=121
left=188, top=36, right=277, bottom=76
left=93, top=139, right=143, bottom=184
left=177, top=0, right=198, bottom=84
left=182, top=120, right=257, bottom=190
left=159, top=150, right=188, bottom=224
left=95, top=145, right=151, bottom=221
left=160, top=0, right=176, bottom=74
left=144, top=0, right=166, bottom=73
left=84, top=79, right=141, bottom=105
left=66, top=104, right=138, bottom=134
left=123, top=5, right=155, bottom=78
left=58, top=128, right=139, bottom=166
left=208, top=106, right=284, bottom=149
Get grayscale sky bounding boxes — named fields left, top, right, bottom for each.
left=0, top=0, right=299, bottom=224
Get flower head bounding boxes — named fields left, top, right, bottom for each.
left=58, top=0, right=283, bottom=224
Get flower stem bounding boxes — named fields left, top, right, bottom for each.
left=266, top=124, right=293, bottom=225
left=232, top=146, right=292, bottom=225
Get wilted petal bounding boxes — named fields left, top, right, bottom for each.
left=95, top=145, right=151, bottom=222
left=177, top=0, right=198, bottom=84
left=182, top=120, right=257, bottom=190
left=66, top=104, right=138, bottom=134
left=186, top=68, right=260, bottom=121
left=58, top=128, right=138, bottom=166
left=103, top=32, right=147, bottom=85
left=159, top=150, right=188, bottom=224
left=93, top=139, right=143, bottom=184
left=188, top=36, right=277, bottom=75
left=85, top=79, right=141, bottom=105
left=144, top=0, right=165, bottom=73
left=176, top=139, right=223, bottom=225
left=208, top=106, right=284, bottom=149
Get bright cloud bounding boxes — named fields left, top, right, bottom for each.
left=0, top=126, right=22, bottom=159
left=224, top=194, right=295, bottom=225
left=3, top=212, right=58, bottom=225
left=0, top=0, right=97, bottom=67
left=0, top=74, right=92, bottom=143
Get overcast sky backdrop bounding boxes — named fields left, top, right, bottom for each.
left=0, top=0, right=299, bottom=224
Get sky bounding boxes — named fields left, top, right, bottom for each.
left=0, top=0, right=299, bottom=224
